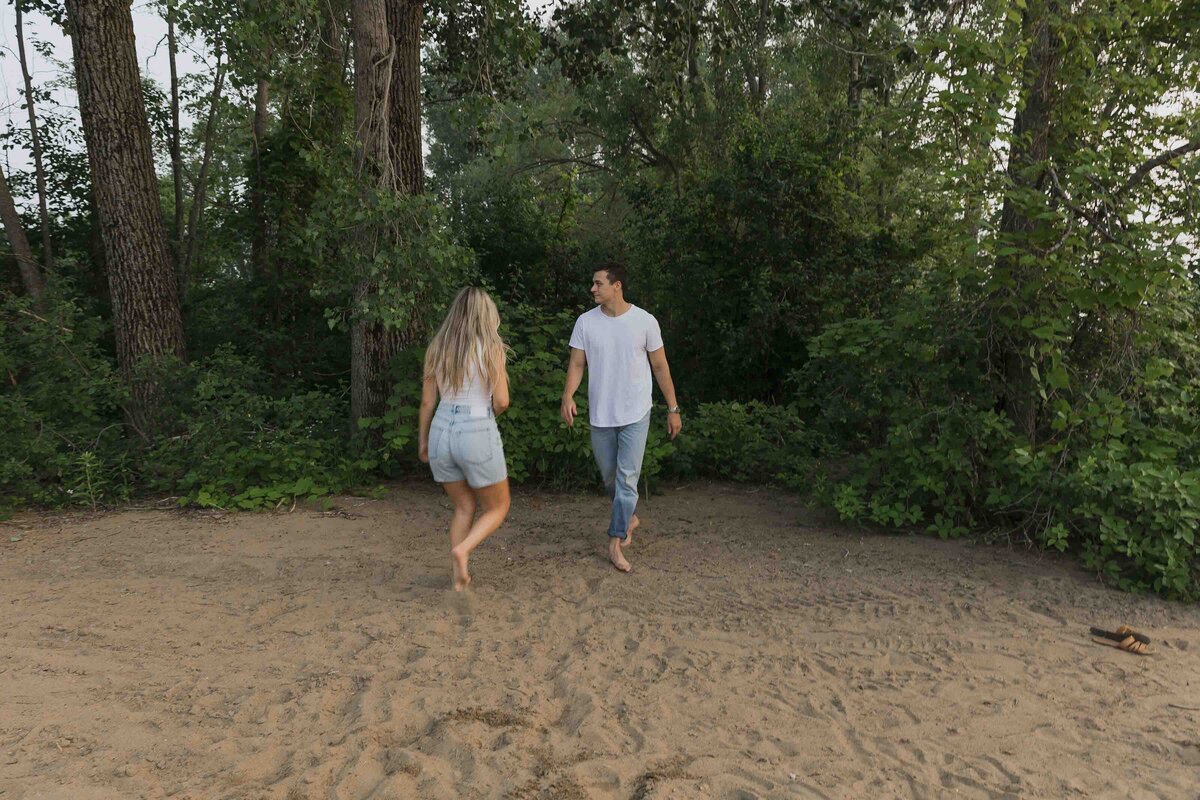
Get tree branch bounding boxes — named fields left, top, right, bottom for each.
left=510, top=156, right=613, bottom=176
left=1046, top=164, right=1120, bottom=246
left=1119, top=139, right=1200, bottom=196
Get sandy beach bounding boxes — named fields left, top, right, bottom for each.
left=2, top=482, right=1198, bottom=799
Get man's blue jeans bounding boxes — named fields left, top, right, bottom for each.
left=589, top=410, right=651, bottom=539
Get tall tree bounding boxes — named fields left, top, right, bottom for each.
left=386, top=0, right=423, bottom=196
left=15, top=0, right=54, bottom=272
left=0, top=161, right=44, bottom=304
left=64, top=0, right=186, bottom=437
left=384, top=0, right=428, bottom=366
left=181, top=51, right=227, bottom=278
left=249, top=61, right=271, bottom=282
left=165, top=0, right=185, bottom=274
left=993, top=0, right=1061, bottom=442
left=350, top=0, right=403, bottom=427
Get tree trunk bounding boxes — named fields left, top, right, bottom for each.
left=386, top=0, right=423, bottom=196
left=350, top=0, right=402, bottom=429
left=250, top=72, right=271, bottom=282
left=384, top=0, right=428, bottom=357
left=166, top=1, right=184, bottom=277
left=995, top=0, right=1061, bottom=441
left=315, top=0, right=349, bottom=140
left=847, top=50, right=862, bottom=111
left=65, top=0, right=186, bottom=438
left=0, top=162, right=44, bottom=304
left=15, top=1, right=54, bottom=273
left=752, top=0, right=768, bottom=106
left=182, top=53, right=226, bottom=279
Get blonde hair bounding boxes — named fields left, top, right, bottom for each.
left=424, top=287, right=509, bottom=393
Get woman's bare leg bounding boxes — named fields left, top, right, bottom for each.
left=449, top=479, right=510, bottom=591
left=442, top=481, right=477, bottom=587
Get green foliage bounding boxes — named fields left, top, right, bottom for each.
left=1069, top=361, right=1200, bottom=597
left=302, top=165, right=476, bottom=340
left=664, top=401, right=823, bottom=487
left=0, top=302, right=365, bottom=512
left=625, top=106, right=918, bottom=400
left=145, top=346, right=366, bottom=509
left=495, top=305, right=599, bottom=485
left=802, top=294, right=1200, bottom=598
left=0, top=293, right=130, bottom=508
left=750, top=0, right=1200, bottom=598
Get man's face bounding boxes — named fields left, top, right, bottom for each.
left=591, top=270, right=619, bottom=304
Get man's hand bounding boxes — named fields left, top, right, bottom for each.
left=561, top=396, right=577, bottom=427
left=418, top=440, right=429, bottom=463
left=667, top=411, right=682, bottom=440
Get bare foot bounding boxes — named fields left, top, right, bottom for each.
left=608, top=538, right=632, bottom=572
left=624, top=514, right=640, bottom=547
left=451, top=546, right=471, bottom=591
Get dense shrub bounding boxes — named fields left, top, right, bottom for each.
left=0, top=304, right=367, bottom=513
left=663, top=401, right=824, bottom=488
left=0, top=294, right=130, bottom=509
left=145, top=346, right=368, bottom=509
left=801, top=302, right=1200, bottom=599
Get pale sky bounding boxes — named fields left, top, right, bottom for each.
left=0, top=1, right=560, bottom=214
left=0, top=0, right=206, bottom=210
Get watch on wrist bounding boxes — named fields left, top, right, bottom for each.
left=667, top=405, right=681, bottom=414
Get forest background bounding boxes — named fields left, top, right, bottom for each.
left=2, top=0, right=1198, bottom=598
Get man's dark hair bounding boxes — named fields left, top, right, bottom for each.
left=598, top=261, right=629, bottom=294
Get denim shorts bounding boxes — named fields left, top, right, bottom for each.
left=428, top=402, right=508, bottom=488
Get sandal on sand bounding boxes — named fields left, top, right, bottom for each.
left=1090, top=625, right=1152, bottom=655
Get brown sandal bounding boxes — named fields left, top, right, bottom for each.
left=1090, top=625, right=1152, bottom=655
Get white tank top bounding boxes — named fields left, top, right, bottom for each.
left=439, top=349, right=492, bottom=410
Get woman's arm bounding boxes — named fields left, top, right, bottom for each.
left=492, top=360, right=510, bottom=416
left=418, top=375, right=438, bottom=462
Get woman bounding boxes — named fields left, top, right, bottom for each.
left=418, top=287, right=512, bottom=591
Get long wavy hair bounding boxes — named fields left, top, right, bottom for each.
left=424, top=287, right=509, bottom=393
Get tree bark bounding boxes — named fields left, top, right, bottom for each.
left=350, top=0, right=402, bottom=429
left=384, top=0, right=428, bottom=359
left=182, top=53, right=226, bottom=279
left=315, top=0, right=349, bottom=139
left=385, top=0, right=423, bottom=196
left=995, top=0, right=1061, bottom=441
left=166, top=0, right=184, bottom=277
left=0, top=161, right=44, bottom=304
left=65, top=0, right=186, bottom=438
left=847, top=49, right=863, bottom=111
left=250, top=71, right=271, bottom=282
left=752, top=0, right=768, bottom=106
left=15, top=1, right=54, bottom=272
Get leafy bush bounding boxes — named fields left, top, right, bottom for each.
left=663, top=401, right=824, bottom=487
left=1069, top=371, right=1200, bottom=597
left=801, top=302, right=1200, bottom=599
left=496, top=306, right=600, bottom=486
left=145, top=346, right=368, bottom=509
left=0, top=294, right=130, bottom=509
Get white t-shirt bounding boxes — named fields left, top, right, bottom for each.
left=569, top=304, right=664, bottom=427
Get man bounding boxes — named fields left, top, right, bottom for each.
left=560, top=263, right=682, bottom=572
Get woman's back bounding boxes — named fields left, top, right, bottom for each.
left=439, top=349, right=492, bottom=409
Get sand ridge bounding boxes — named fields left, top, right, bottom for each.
left=2, top=482, right=1198, bottom=799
